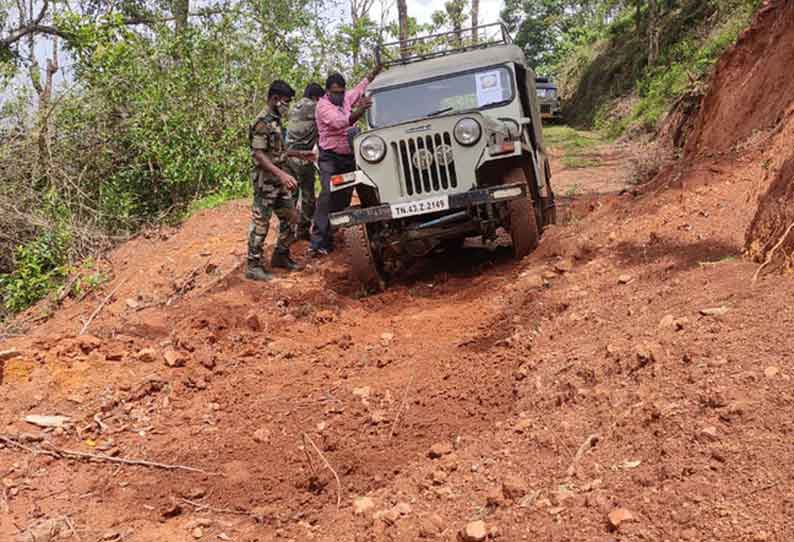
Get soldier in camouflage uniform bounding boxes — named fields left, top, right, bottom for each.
left=286, top=83, right=324, bottom=240
left=246, top=80, right=316, bottom=281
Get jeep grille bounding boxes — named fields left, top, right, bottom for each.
left=395, top=132, right=458, bottom=196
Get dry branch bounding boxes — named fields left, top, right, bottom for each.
left=752, top=220, right=794, bottom=284
left=79, top=277, right=127, bottom=334
left=0, top=435, right=217, bottom=475
left=389, top=372, right=416, bottom=439
left=566, top=433, right=600, bottom=477
left=179, top=498, right=252, bottom=516
left=301, top=433, right=342, bottom=509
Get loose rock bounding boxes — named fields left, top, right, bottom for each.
left=15, top=518, right=66, bottom=542
left=700, top=306, right=730, bottom=317
left=658, top=314, right=676, bottom=329
left=353, top=496, right=375, bottom=516
left=374, top=507, right=400, bottom=525
left=394, top=502, right=412, bottom=516
left=607, top=508, right=635, bottom=531
left=244, top=311, right=261, bottom=332
left=460, top=520, right=487, bottom=542
left=370, top=410, right=387, bottom=425
left=502, top=475, right=528, bottom=501
left=23, top=415, right=71, bottom=429
left=163, top=349, right=187, bottom=368
left=136, top=348, right=157, bottom=363
left=618, top=274, right=633, bottom=284
left=0, top=349, right=21, bottom=362
left=352, top=386, right=371, bottom=399
left=77, top=335, right=102, bottom=353
left=555, top=259, right=574, bottom=273
left=428, top=442, right=453, bottom=459
left=764, top=366, right=780, bottom=378
left=418, top=513, right=444, bottom=538
left=192, top=527, right=204, bottom=539
left=252, top=428, right=271, bottom=443
left=698, top=426, right=719, bottom=442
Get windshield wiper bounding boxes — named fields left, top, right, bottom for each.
left=426, top=107, right=453, bottom=117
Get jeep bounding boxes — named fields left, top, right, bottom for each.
left=329, top=23, right=556, bottom=289
left=535, top=77, right=563, bottom=123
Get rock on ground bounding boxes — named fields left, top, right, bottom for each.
left=460, top=520, right=488, bottom=542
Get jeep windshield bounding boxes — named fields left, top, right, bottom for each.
left=369, top=66, right=515, bottom=128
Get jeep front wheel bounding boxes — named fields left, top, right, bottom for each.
left=508, top=196, right=540, bottom=259
left=345, top=224, right=385, bottom=291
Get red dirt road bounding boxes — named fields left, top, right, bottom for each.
left=3, top=128, right=793, bottom=541
left=4, top=3, right=794, bottom=535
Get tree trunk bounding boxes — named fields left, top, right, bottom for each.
left=635, top=0, right=642, bottom=35
left=471, top=0, right=479, bottom=43
left=397, top=0, right=409, bottom=58
left=648, top=0, right=660, bottom=65
left=174, top=0, right=189, bottom=34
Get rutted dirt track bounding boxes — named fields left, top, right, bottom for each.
left=3, top=4, right=794, bottom=540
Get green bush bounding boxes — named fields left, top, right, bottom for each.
left=0, top=229, right=71, bottom=313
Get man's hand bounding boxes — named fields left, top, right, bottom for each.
left=350, top=95, right=374, bottom=125
left=279, top=172, right=298, bottom=192
left=369, top=63, right=384, bottom=81
left=354, top=95, right=374, bottom=111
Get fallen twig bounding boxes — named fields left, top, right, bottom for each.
left=389, top=372, right=416, bottom=439
left=0, top=435, right=217, bottom=475
left=566, top=433, right=600, bottom=477
left=301, top=433, right=342, bottom=509
left=79, top=277, right=128, bottom=335
left=179, top=498, right=252, bottom=516
left=56, top=274, right=81, bottom=305
left=753, top=220, right=794, bottom=284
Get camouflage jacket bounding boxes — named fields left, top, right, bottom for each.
left=250, top=108, right=287, bottom=188
left=286, top=97, right=318, bottom=151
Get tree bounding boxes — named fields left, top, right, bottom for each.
left=397, top=0, right=408, bottom=57
left=471, top=0, right=479, bottom=42
left=444, top=0, right=467, bottom=46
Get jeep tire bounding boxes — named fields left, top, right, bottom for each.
left=508, top=196, right=540, bottom=259
left=345, top=224, right=385, bottom=291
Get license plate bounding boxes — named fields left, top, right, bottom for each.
left=390, top=195, right=450, bottom=219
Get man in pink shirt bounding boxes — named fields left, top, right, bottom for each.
left=310, top=64, right=384, bottom=256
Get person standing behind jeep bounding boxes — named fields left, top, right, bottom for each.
left=287, top=83, right=324, bottom=240
left=309, top=65, right=383, bottom=257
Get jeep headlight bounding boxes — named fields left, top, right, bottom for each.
left=359, top=135, right=386, bottom=163
left=454, top=118, right=482, bottom=146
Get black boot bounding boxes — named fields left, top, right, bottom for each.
left=245, top=261, right=273, bottom=281
left=271, top=252, right=302, bottom=271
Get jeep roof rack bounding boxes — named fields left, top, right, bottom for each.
left=375, top=22, right=513, bottom=68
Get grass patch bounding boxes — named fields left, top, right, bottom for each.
left=562, top=156, right=599, bottom=169
left=543, top=126, right=604, bottom=153
left=186, top=182, right=252, bottom=217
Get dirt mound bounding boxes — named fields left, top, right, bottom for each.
left=686, top=0, right=794, bottom=155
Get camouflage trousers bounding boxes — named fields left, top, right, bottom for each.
left=247, top=181, right=297, bottom=265
left=288, top=160, right=317, bottom=237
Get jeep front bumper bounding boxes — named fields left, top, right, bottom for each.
left=329, top=183, right=528, bottom=228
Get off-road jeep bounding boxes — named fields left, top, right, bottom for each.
left=329, top=24, right=556, bottom=289
left=535, top=77, right=563, bottom=122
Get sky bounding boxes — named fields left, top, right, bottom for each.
left=370, top=0, right=505, bottom=29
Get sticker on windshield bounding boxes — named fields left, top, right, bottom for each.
left=475, top=71, right=503, bottom=107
